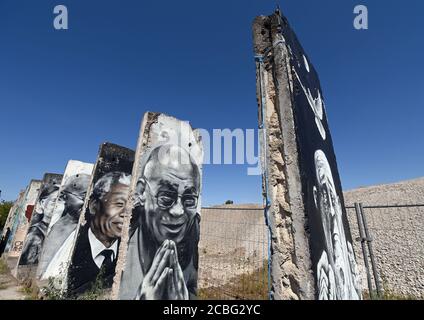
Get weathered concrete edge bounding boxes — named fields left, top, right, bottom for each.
left=269, top=13, right=315, bottom=300
left=110, top=112, right=160, bottom=299
left=253, top=14, right=315, bottom=300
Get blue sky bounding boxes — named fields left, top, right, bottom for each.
left=0, top=0, right=423, bottom=205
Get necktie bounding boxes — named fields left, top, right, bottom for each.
left=100, top=249, right=114, bottom=274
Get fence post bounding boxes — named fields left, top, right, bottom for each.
left=359, top=203, right=382, bottom=298
left=354, top=202, right=374, bottom=298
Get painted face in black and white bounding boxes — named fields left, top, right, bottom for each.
left=314, top=150, right=339, bottom=252
left=314, top=149, right=361, bottom=300
left=92, top=183, right=130, bottom=240
left=90, top=172, right=132, bottom=246
left=42, top=190, right=59, bottom=215
left=140, top=145, right=199, bottom=245
left=60, top=174, right=91, bottom=217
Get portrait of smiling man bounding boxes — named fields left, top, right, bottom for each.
left=119, top=144, right=201, bottom=300
left=67, top=171, right=131, bottom=295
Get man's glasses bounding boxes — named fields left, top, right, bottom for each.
left=144, top=179, right=198, bottom=210
left=156, top=191, right=198, bottom=210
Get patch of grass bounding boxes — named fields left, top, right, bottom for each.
left=0, top=283, right=9, bottom=290
left=19, top=278, right=40, bottom=300
left=199, top=261, right=269, bottom=300
left=362, top=278, right=422, bottom=300
left=40, top=277, right=66, bottom=300
left=42, top=267, right=111, bottom=300
left=0, top=258, right=9, bottom=275
left=75, top=267, right=111, bottom=300
left=363, top=289, right=420, bottom=300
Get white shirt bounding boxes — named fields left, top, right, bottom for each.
left=88, top=228, right=118, bottom=269
left=41, top=229, right=76, bottom=281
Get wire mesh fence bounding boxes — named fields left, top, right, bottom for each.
left=198, top=204, right=424, bottom=300
left=346, top=204, right=424, bottom=299
left=198, top=206, right=269, bottom=300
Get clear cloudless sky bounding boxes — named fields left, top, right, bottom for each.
left=0, top=0, right=423, bottom=205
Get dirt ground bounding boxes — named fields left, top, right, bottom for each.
left=0, top=272, right=24, bottom=300
left=198, top=204, right=268, bottom=299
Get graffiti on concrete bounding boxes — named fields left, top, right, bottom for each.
left=7, top=180, right=42, bottom=257
left=12, top=241, right=23, bottom=252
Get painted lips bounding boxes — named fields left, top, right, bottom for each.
left=161, top=221, right=185, bottom=234
left=113, top=221, right=124, bottom=230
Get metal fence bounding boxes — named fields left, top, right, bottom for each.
left=198, top=207, right=269, bottom=300
left=199, top=204, right=424, bottom=300
left=346, top=204, right=424, bottom=299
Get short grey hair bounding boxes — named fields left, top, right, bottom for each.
left=91, top=171, right=131, bottom=202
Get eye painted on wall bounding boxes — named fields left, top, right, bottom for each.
left=160, top=130, right=170, bottom=141
left=113, top=200, right=126, bottom=208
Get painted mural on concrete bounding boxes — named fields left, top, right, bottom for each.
left=18, top=174, right=63, bottom=266
left=36, top=160, right=94, bottom=280
left=276, top=11, right=361, bottom=299
left=114, top=113, right=203, bottom=300
left=7, top=180, right=42, bottom=258
left=65, top=143, right=134, bottom=296
left=0, top=191, right=25, bottom=256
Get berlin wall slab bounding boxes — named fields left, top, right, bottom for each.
left=6, top=180, right=42, bottom=260
left=253, top=10, right=361, bottom=300
left=0, top=191, right=25, bottom=256
left=1, top=191, right=25, bottom=242
left=16, top=173, right=63, bottom=279
left=62, top=143, right=135, bottom=297
left=36, top=160, right=94, bottom=281
left=111, top=112, right=203, bottom=300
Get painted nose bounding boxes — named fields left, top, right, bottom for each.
left=119, top=206, right=127, bottom=218
left=169, top=197, right=185, bottom=217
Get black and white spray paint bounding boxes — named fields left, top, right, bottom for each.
left=37, top=160, right=94, bottom=281
left=116, top=113, right=203, bottom=300
left=66, top=143, right=134, bottom=296
left=18, top=174, right=63, bottom=266
left=277, top=11, right=361, bottom=299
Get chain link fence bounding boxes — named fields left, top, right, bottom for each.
left=199, top=204, right=424, bottom=300
left=198, top=206, right=269, bottom=300
left=346, top=204, right=424, bottom=299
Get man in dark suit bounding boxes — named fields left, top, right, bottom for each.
left=67, top=171, right=131, bottom=295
